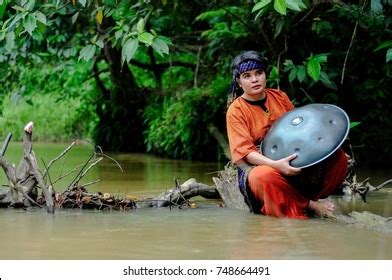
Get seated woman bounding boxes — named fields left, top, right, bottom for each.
left=226, top=50, right=348, bottom=218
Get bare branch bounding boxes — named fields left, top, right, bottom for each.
left=43, top=142, right=76, bottom=179
left=96, top=152, right=124, bottom=172
left=341, top=22, right=358, bottom=85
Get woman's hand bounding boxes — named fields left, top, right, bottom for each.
left=244, top=151, right=301, bottom=176
left=272, top=153, right=301, bottom=176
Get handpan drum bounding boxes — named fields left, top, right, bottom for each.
left=261, top=104, right=350, bottom=168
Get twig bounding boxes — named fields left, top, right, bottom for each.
left=276, top=36, right=288, bottom=90
left=73, top=157, right=103, bottom=186
left=194, top=46, right=202, bottom=88
left=41, top=159, right=55, bottom=193
left=22, top=190, right=43, bottom=208
left=52, top=162, right=86, bottom=184
left=66, top=152, right=95, bottom=190
left=43, top=142, right=76, bottom=179
left=80, top=180, right=101, bottom=188
left=174, top=178, right=192, bottom=208
left=341, top=21, right=358, bottom=84
left=295, top=2, right=318, bottom=26
left=96, top=152, right=123, bottom=172
left=372, top=179, right=392, bottom=191
left=299, top=87, right=315, bottom=103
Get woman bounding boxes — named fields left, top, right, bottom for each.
left=226, top=51, right=348, bottom=218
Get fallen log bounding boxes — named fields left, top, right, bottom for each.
left=0, top=122, right=391, bottom=214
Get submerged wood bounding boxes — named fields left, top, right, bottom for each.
left=137, top=178, right=220, bottom=208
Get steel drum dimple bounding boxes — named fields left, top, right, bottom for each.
left=261, top=104, right=350, bottom=168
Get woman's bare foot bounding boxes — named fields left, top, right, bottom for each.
left=308, top=199, right=335, bottom=217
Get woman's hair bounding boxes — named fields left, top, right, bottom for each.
left=227, top=50, right=268, bottom=107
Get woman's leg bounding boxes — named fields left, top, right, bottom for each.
left=248, top=165, right=309, bottom=218
left=315, top=149, right=348, bottom=200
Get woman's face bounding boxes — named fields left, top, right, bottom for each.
left=237, top=69, right=266, bottom=100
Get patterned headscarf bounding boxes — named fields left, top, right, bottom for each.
left=227, top=58, right=267, bottom=108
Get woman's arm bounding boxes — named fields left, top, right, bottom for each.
left=245, top=151, right=301, bottom=176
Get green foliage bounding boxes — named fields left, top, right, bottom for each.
left=374, top=40, right=392, bottom=62
left=0, top=93, right=86, bottom=141
left=0, top=0, right=391, bottom=164
left=0, top=59, right=98, bottom=141
left=252, top=0, right=307, bottom=17
left=0, top=1, right=172, bottom=63
left=350, top=122, right=361, bottom=129
left=144, top=76, right=228, bottom=160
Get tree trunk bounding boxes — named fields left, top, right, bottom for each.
left=92, top=45, right=147, bottom=152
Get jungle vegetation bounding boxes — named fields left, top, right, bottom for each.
left=0, top=0, right=391, bottom=164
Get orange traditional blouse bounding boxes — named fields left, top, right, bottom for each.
left=226, top=88, right=294, bottom=164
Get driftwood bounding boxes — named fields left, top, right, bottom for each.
left=212, top=163, right=249, bottom=211
left=0, top=122, right=221, bottom=212
left=0, top=122, right=391, bottom=215
left=340, top=149, right=392, bottom=202
left=0, top=122, right=54, bottom=212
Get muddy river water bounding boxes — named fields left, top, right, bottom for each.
left=0, top=143, right=391, bottom=259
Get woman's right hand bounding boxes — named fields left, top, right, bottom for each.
left=244, top=151, right=301, bottom=176
left=273, top=153, right=301, bottom=176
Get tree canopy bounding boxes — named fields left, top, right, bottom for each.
left=1, top=0, right=391, bottom=163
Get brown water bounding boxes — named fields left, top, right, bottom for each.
left=0, top=143, right=391, bottom=259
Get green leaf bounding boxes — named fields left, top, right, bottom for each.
left=370, top=0, right=383, bottom=13
left=0, top=0, right=8, bottom=20
left=297, top=0, right=307, bottom=9
left=78, top=44, right=96, bottom=61
left=283, top=59, right=294, bottom=68
left=32, top=28, right=43, bottom=41
left=254, top=6, right=270, bottom=20
left=288, top=67, right=297, bottom=82
left=37, top=21, right=45, bottom=33
left=313, top=53, right=328, bottom=63
left=374, top=40, right=392, bottom=52
left=297, top=65, right=306, bottom=82
left=35, top=11, right=46, bottom=25
left=138, top=32, right=154, bottom=46
left=11, top=5, right=25, bottom=12
left=23, top=0, right=35, bottom=11
left=307, top=58, right=321, bottom=81
left=387, top=48, right=392, bottom=63
left=136, top=18, right=144, bottom=33
left=5, top=31, right=15, bottom=52
left=122, top=38, right=138, bottom=63
left=274, top=0, right=286, bottom=15
left=286, top=0, right=302, bottom=12
left=152, top=37, right=169, bottom=56
left=23, top=13, right=37, bottom=36
left=274, top=18, right=284, bottom=38
left=71, top=11, right=79, bottom=24
left=95, top=39, right=104, bottom=48
left=350, top=122, right=361, bottom=129
left=115, top=30, right=123, bottom=41
left=319, top=71, right=337, bottom=90
left=252, top=0, right=271, bottom=13
left=79, top=0, right=87, bottom=7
